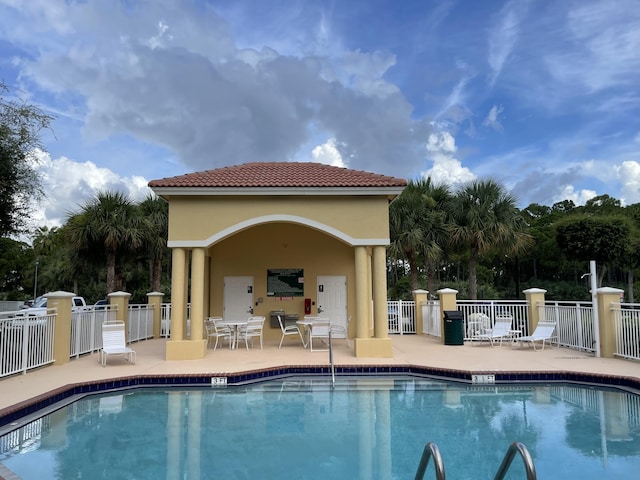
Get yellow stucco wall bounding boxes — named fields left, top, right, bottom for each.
left=166, top=195, right=390, bottom=243
left=207, top=222, right=357, bottom=342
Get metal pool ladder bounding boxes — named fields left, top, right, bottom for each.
left=414, top=440, right=537, bottom=480
left=328, top=327, right=335, bottom=388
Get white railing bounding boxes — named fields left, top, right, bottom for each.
left=387, top=300, right=416, bottom=334
left=128, top=304, right=155, bottom=342
left=541, top=301, right=595, bottom=352
left=160, top=303, right=191, bottom=338
left=457, top=300, right=529, bottom=340
left=421, top=300, right=441, bottom=337
left=0, top=312, right=55, bottom=378
left=70, top=306, right=117, bottom=358
left=612, top=303, right=640, bottom=361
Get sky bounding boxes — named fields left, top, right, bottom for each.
left=1, top=0, right=639, bottom=232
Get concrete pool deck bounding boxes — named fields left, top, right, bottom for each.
left=2, top=334, right=639, bottom=414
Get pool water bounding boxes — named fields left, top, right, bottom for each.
left=1, top=376, right=639, bottom=479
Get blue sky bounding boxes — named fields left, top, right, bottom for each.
left=1, top=0, right=639, bottom=229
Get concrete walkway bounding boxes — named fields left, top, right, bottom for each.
left=2, top=334, right=638, bottom=413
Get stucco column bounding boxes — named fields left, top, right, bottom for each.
left=169, top=248, right=186, bottom=341
left=372, top=245, right=388, bottom=339
left=354, top=246, right=369, bottom=340
left=108, top=291, right=131, bottom=340
left=354, top=245, right=392, bottom=358
left=147, top=292, right=164, bottom=339
left=437, top=288, right=458, bottom=345
left=596, top=287, right=623, bottom=358
left=167, top=247, right=207, bottom=360
left=524, top=288, right=547, bottom=333
left=412, top=289, right=428, bottom=335
left=46, top=291, right=74, bottom=365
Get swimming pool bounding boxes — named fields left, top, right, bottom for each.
left=1, top=376, right=638, bottom=479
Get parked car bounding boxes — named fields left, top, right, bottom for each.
left=16, top=296, right=89, bottom=316
left=93, top=299, right=109, bottom=310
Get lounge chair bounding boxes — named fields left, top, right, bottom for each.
left=277, top=315, right=305, bottom=348
left=100, top=321, right=136, bottom=366
left=466, top=312, right=491, bottom=340
left=516, top=321, right=557, bottom=351
left=475, top=317, right=514, bottom=347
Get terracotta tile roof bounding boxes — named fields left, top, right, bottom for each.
left=148, top=162, right=407, bottom=189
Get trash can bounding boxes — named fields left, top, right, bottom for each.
left=443, top=310, right=464, bottom=345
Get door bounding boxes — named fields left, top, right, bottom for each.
left=317, top=275, right=347, bottom=333
left=223, top=276, right=254, bottom=320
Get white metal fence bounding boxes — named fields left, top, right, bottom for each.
left=386, top=300, right=416, bottom=334
left=457, top=300, right=529, bottom=340
left=0, top=312, right=55, bottom=377
left=128, top=304, right=154, bottom=342
left=70, top=306, right=117, bottom=358
left=421, top=300, right=441, bottom=337
left=541, top=301, right=595, bottom=352
left=612, top=303, right=640, bottom=361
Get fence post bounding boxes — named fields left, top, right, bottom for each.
left=524, top=288, right=546, bottom=334
left=108, top=291, right=131, bottom=341
left=596, top=287, right=623, bottom=358
left=437, top=288, right=458, bottom=345
left=47, top=291, right=74, bottom=365
left=412, top=290, right=428, bottom=335
left=147, top=292, right=165, bottom=339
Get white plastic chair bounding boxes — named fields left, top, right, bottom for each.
left=330, top=315, right=351, bottom=347
left=238, top=316, right=265, bottom=349
left=475, top=318, right=513, bottom=347
left=205, top=317, right=231, bottom=350
left=100, top=321, right=136, bottom=367
left=277, top=315, right=304, bottom=348
left=309, top=318, right=330, bottom=352
left=516, top=322, right=557, bottom=351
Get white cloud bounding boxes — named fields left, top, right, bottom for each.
left=28, top=149, right=152, bottom=229
left=487, top=0, right=529, bottom=85
left=554, top=185, right=597, bottom=206
left=311, top=138, right=346, bottom=168
left=615, top=161, right=640, bottom=205
left=422, top=132, right=475, bottom=186
left=483, top=105, right=504, bottom=132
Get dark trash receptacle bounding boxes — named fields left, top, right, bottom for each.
left=443, top=310, right=464, bottom=345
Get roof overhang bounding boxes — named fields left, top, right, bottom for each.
left=150, top=186, right=406, bottom=199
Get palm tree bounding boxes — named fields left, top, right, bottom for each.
left=450, top=179, right=533, bottom=299
left=65, top=191, right=145, bottom=293
left=389, top=178, right=452, bottom=292
left=138, top=194, right=168, bottom=292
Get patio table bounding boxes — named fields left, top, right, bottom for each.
left=218, top=320, right=249, bottom=350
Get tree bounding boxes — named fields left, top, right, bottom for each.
left=138, top=195, right=168, bottom=292
left=65, top=191, right=145, bottom=293
left=450, top=179, right=533, bottom=299
left=0, top=82, right=53, bottom=236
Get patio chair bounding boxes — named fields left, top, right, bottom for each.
left=205, top=317, right=231, bottom=350
left=309, top=318, right=331, bottom=352
left=475, top=317, right=514, bottom=347
left=516, top=321, right=557, bottom=351
left=100, top=321, right=136, bottom=367
left=277, top=315, right=305, bottom=348
left=466, top=312, right=491, bottom=340
left=330, top=315, right=351, bottom=347
left=238, top=316, right=265, bottom=349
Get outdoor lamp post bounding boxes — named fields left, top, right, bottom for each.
left=33, top=260, right=39, bottom=300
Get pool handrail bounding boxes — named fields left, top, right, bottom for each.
left=494, top=441, right=537, bottom=480
left=414, top=441, right=445, bottom=480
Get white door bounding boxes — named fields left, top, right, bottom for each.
left=223, top=276, right=254, bottom=320
left=317, top=275, right=347, bottom=333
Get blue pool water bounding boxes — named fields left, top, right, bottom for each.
left=1, top=376, right=639, bottom=479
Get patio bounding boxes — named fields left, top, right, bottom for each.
left=1, top=334, right=638, bottom=414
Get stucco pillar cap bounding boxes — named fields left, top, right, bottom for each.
left=412, top=289, right=429, bottom=294
left=596, top=287, right=624, bottom=294
left=44, top=291, right=76, bottom=298
left=147, top=292, right=165, bottom=297
left=523, top=288, right=547, bottom=294
left=108, top=291, right=132, bottom=298
left=437, top=288, right=458, bottom=294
